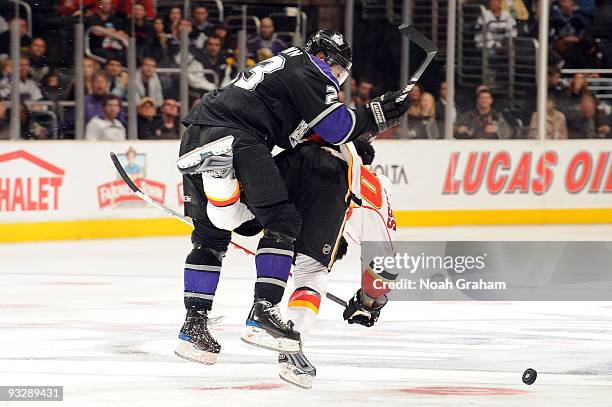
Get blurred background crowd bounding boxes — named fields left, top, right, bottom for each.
left=0, top=0, right=610, bottom=140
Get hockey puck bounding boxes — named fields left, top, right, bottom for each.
left=522, top=368, right=537, bottom=385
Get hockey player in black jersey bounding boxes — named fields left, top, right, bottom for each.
left=175, top=29, right=411, bottom=364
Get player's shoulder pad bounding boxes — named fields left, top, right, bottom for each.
left=288, top=47, right=340, bottom=91
left=376, top=173, right=393, bottom=197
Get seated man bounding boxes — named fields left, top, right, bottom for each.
left=456, top=89, right=513, bottom=139
left=475, top=0, right=517, bottom=55
left=85, top=94, right=126, bottom=140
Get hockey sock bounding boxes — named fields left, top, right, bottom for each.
left=287, top=287, right=321, bottom=339
left=184, top=246, right=223, bottom=312
left=254, top=235, right=294, bottom=304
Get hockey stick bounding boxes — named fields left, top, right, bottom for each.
left=110, top=152, right=348, bottom=307
left=398, top=23, right=438, bottom=97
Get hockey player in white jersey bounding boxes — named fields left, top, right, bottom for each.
left=195, top=135, right=397, bottom=388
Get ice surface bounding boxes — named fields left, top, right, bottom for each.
left=1, top=225, right=611, bottom=406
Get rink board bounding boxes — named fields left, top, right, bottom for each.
left=0, top=140, right=610, bottom=242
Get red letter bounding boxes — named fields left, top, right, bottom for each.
left=507, top=153, right=532, bottom=193
left=463, top=152, right=489, bottom=194
left=26, top=178, right=37, bottom=211
left=11, top=178, right=24, bottom=211
left=0, top=178, right=10, bottom=212
left=487, top=151, right=510, bottom=194
left=38, top=177, right=49, bottom=210
left=50, top=177, right=63, bottom=210
left=532, top=151, right=558, bottom=195
left=566, top=151, right=592, bottom=194
left=589, top=152, right=610, bottom=193
left=442, top=152, right=461, bottom=194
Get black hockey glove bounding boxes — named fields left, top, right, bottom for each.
left=367, top=90, right=410, bottom=134
left=343, top=289, right=388, bottom=327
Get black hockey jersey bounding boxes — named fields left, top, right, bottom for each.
left=182, top=46, right=373, bottom=150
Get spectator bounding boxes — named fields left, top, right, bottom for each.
left=407, top=83, right=422, bottom=118
left=573, top=0, right=596, bottom=24
left=166, top=7, right=182, bottom=38
left=87, top=0, right=128, bottom=62
left=560, top=72, right=589, bottom=114
left=548, top=66, right=565, bottom=102
left=191, top=6, right=214, bottom=48
left=142, top=18, right=179, bottom=64
left=354, top=79, right=374, bottom=106
left=157, top=98, right=180, bottom=139
left=57, top=0, right=97, bottom=17
left=0, top=58, right=12, bottom=99
left=550, top=0, right=594, bottom=68
left=66, top=57, right=101, bottom=99
left=0, top=100, right=8, bottom=140
left=113, top=0, right=155, bottom=19
left=28, top=38, right=49, bottom=84
left=18, top=103, right=50, bottom=140
left=193, top=36, right=238, bottom=88
left=85, top=94, right=126, bottom=140
left=125, top=2, right=152, bottom=50
left=405, top=92, right=441, bottom=139
left=475, top=0, right=517, bottom=54
left=213, top=24, right=230, bottom=50
left=501, top=0, right=529, bottom=22
left=0, top=14, right=8, bottom=34
left=41, top=70, right=67, bottom=102
left=529, top=98, right=568, bottom=139
left=567, top=94, right=611, bottom=138
left=247, top=17, right=287, bottom=61
left=435, top=82, right=457, bottom=125
left=135, top=57, right=165, bottom=107
left=456, top=89, right=513, bottom=139
left=136, top=96, right=159, bottom=139
left=105, top=58, right=128, bottom=98
left=0, top=18, right=31, bottom=57
left=172, top=49, right=216, bottom=96
left=85, top=71, right=125, bottom=123
left=17, top=56, right=43, bottom=102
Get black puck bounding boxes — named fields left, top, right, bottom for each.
left=522, top=368, right=537, bottom=385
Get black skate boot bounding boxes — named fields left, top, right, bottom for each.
left=278, top=351, right=316, bottom=389
left=175, top=309, right=221, bottom=364
left=241, top=299, right=301, bottom=352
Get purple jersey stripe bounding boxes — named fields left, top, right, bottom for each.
left=184, top=268, right=220, bottom=295
left=313, top=105, right=354, bottom=144
left=308, top=54, right=339, bottom=89
left=255, top=253, right=292, bottom=281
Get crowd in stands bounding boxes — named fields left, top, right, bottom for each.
left=0, top=0, right=290, bottom=140
left=0, top=0, right=610, bottom=140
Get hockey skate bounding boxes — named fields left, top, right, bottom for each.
left=278, top=351, right=316, bottom=389
left=241, top=299, right=301, bottom=352
left=176, top=135, right=234, bottom=178
left=175, top=309, right=221, bottom=364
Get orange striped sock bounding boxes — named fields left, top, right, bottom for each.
left=288, top=288, right=321, bottom=314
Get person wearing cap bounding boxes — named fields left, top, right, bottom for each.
left=137, top=96, right=160, bottom=140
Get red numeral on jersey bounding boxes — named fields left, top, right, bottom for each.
left=360, top=166, right=383, bottom=209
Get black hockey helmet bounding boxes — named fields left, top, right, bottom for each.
left=305, top=29, right=352, bottom=84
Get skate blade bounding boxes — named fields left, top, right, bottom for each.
left=278, top=364, right=313, bottom=389
left=240, top=326, right=301, bottom=352
left=175, top=340, right=218, bottom=365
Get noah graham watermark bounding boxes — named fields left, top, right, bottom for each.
left=373, top=277, right=507, bottom=291
left=370, top=252, right=507, bottom=292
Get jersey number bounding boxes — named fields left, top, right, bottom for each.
left=234, top=56, right=285, bottom=91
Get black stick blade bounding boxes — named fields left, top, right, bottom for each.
left=398, top=23, right=438, bottom=54
left=110, top=151, right=140, bottom=193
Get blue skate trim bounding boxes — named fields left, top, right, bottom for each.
left=246, top=319, right=262, bottom=328
left=178, top=332, right=192, bottom=342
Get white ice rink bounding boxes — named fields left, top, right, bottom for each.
left=1, top=225, right=612, bottom=406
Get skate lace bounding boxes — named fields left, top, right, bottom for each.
left=192, top=314, right=220, bottom=348
left=267, top=304, right=294, bottom=331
